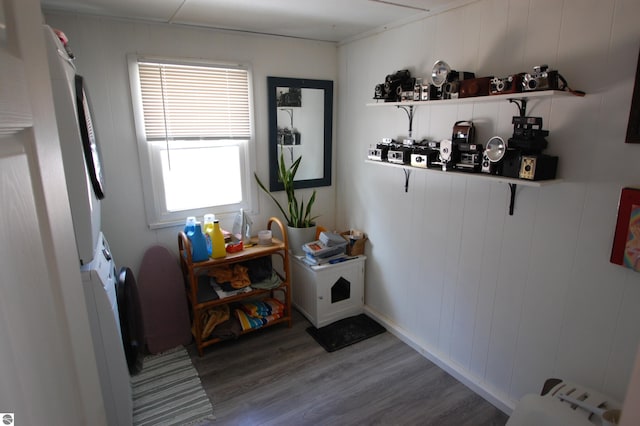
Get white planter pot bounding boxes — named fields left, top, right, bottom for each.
left=287, top=225, right=317, bottom=256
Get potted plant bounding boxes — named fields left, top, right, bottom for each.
left=254, top=149, right=319, bottom=255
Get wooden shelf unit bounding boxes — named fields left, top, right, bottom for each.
left=178, top=216, right=292, bottom=356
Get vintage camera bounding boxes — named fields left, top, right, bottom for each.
left=430, top=60, right=475, bottom=100
left=410, top=141, right=440, bottom=168
left=459, top=77, right=493, bottom=98
left=388, top=146, right=413, bottom=164
left=455, top=143, right=484, bottom=172
left=420, top=84, right=439, bottom=101
left=519, top=154, right=558, bottom=180
left=373, top=69, right=415, bottom=102
left=490, top=73, right=524, bottom=95
left=442, top=71, right=476, bottom=99
left=501, top=148, right=523, bottom=178
left=509, top=116, right=549, bottom=153
left=522, top=65, right=564, bottom=91
left=367, top=138, right=395, bottom=161
left=481, top=136, right=507, bottom=174
left=480, top=152, right=503, bottom=174
left=413, top=79, right=423, bottom=101
left=452, top=120, right=475, bottom=145
left=438, top=139, right=460, bottom=171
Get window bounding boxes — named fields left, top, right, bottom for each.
left=128, top=56, right=255, bottom=228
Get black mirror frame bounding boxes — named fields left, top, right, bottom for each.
left=267, top=76, right=333, bottom=191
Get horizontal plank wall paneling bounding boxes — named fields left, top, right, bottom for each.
left=336, top=0, right=640, bottom=412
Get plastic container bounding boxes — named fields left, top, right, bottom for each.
left=203, top=214, right=215, bottom=255
left=211, top=220, right=227, bottom=259
left=184, top=216, right=197, bottom=236
left=189, top=222, right=209, bottom=262
left=258, top=230, right=272, bottom=246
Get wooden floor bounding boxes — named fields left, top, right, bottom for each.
left=188, top=310, right=509, bottom=426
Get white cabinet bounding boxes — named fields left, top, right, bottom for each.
left=291, top=255, right=366, bottom=328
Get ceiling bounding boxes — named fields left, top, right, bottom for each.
left=40, top=0, right=475, bottom=43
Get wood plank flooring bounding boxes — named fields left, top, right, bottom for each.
left=188, top=310, right=509, bottom=425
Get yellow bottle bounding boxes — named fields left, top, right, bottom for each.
left=211, top=219, right=227, bottom=259
left=203, top=214, right=215, bottom=256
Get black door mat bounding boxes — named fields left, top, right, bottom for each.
left=306, top=314, right=386, bottom=352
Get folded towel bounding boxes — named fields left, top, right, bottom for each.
left=234, top=298, right=285, bottom=331
left=208, top=264, right=251, bottom=289
left=240, top=298, right=284, bottom=318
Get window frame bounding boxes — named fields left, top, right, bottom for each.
left=128, top=54, right=257, bottom=229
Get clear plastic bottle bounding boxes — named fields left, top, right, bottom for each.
left=211, top=219, right=227, bottom=259
left=203, top=214, right=215, bottom=256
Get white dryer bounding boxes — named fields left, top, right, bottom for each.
left=81, top=232, right=132, bottom=426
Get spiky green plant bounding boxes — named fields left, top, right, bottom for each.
left=254, top=149, right=319, bottom=228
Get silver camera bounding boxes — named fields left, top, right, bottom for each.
left=522, top=65, right=564, bottom=91
left=490, top=73, right=523, bottom=95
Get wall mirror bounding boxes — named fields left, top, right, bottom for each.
left=267, top=76, right=333, bottom=191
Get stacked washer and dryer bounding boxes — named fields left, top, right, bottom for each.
left=44, top=25, right=141, bottom=425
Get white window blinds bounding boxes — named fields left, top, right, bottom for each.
left=137, top=61, right=251, bottom=140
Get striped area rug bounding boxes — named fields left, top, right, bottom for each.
left=132, top=346, right=214, bottom=425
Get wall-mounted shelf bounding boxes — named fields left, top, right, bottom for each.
left=366, top=90, right=576, bottom=108
left=365, top=89, right=580, bottom=215
left=365, top=160, right=563, bottom=215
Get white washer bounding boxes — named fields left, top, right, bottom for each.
left=81, top=233, right=132, bottom=426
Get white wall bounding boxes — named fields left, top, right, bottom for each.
left=43, top=12, right=338, bottom=274
left=337, top=0, right=640, bottom=412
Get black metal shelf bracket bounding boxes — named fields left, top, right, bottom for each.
left=403, top=168, right=411, bottom=192
left=508, top=183, right=517, bottom=215
left=396, top=105, right=415, bottom=137
left=508, top=98, right=528, bottom=117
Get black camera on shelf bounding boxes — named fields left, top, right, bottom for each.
left=508, top=116, right=549, bottom=153
left=410, top=140, right=440, bottom=168
left=367, top=138, right=396, bottom=161
left=388, top=145, right=413, bottom=164
left=373, top=70, right=416, bottom=102
left=522, top=65, right=565, bottom=91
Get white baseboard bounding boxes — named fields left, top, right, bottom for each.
left=364, top=305, right=515, bottom=416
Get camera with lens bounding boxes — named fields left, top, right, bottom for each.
left=388, top=145, right=413, bottom=164
left=442, top=71, right=475, bottom=99
left=367, top=137, right=395, bottom=161
left=410, top=140, right=440, bottom=168
left=490, top=73, right=524, bottom=95
left=522, top=65, right=565, bottom=92
left=373, top=69, right=416, bottom=102
left=450, top=121, right=481, bottom=171
left=438, top=139, right=459, bottom=171
left=509, top=116, right=549, bottom=153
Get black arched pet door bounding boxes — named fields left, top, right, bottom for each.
left=75, top=74, right=105, bottom=200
